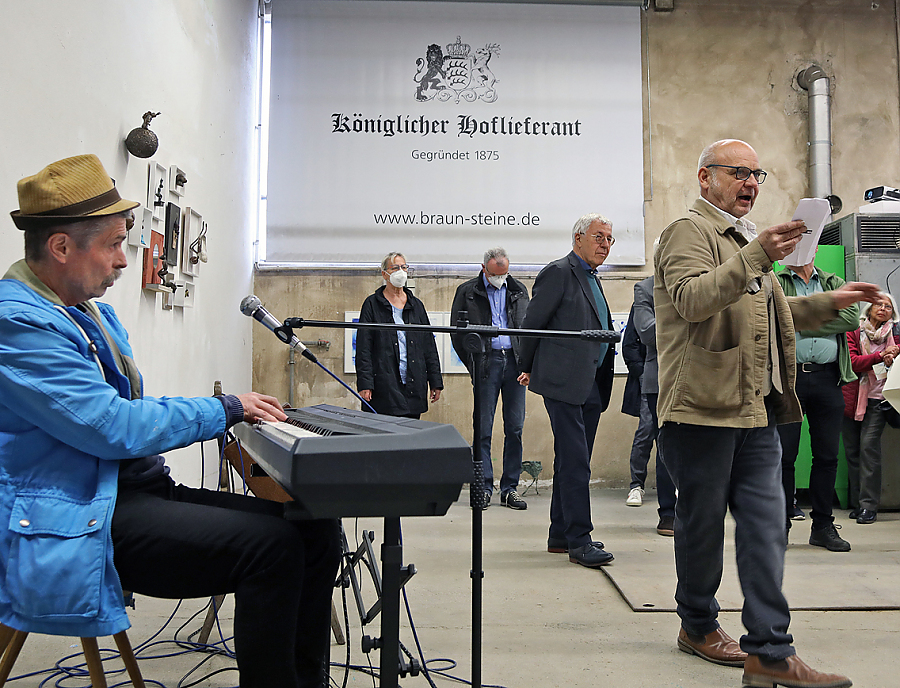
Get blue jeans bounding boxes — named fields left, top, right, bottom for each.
left=628, top=393, right=676, bottom=518
left=477, top=349, right=526, bottom=496
left=659, top=403, right=795, bottom=661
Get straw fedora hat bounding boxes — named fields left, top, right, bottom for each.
left=10, top=154, right=139, bottom=230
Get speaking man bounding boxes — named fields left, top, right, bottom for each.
left=655, top=138, right=878, bottom=688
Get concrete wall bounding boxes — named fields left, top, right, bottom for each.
left=0, top=0, right=260, bottom=486
left=252, top=0, right=900, bottom=489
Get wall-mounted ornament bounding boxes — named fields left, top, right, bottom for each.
left=164, top=202, right=181, bottom=268
left=147, top=163, right=167, bottom=220
left=124, top=111, right=161, bottom=158
left=182, top=207, right=205, bottom=277
left=169, top=166, right=187, bottom=197
left=142, top=231, right=168, bottom=291
left=173, top=278, right=194, bottom=308
left=128, top=207, right=152, bottom=248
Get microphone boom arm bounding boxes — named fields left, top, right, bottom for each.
left=280, top=317, right=621, bottom=343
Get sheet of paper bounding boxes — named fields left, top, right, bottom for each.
left=781, top=197, right=831, bottom=267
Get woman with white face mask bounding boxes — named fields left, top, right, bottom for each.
left=355, top=252, right=443, bottom=418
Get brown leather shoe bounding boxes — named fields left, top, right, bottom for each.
left=677, top=627, right=747, bottom=667
left=742, top=654, right=851, bottom=688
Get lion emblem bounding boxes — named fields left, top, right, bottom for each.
left=414, top=44, right=447, bottom=101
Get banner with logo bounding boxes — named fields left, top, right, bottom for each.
left=266, top=1, right=644, bottom=266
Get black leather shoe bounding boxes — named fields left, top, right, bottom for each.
left=500, top=490, right=527, bottom=510
left=809, top=524, right=851, bottom=552
left=656, top=515, right=675, bottom=536
left=568, top=542, right=614, bottom=568
left=856, top=508, right=877, bottom=524
left=547, top=537, right=605, bottom=553
left=848, top=508, right=861, bottom=520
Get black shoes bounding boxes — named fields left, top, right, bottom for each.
left=547, top=537, right=568, bottom=553
left=568, top=542, right=614, bottom=568
left=656, top=515, right=675, bottom=537
left=481, top=491, right=491, bottom=510
left=848, top=508, right=861, bottom=520
left=500, top=490, right=527, bottom=510
left=856, top=508, right=877, bottom=524
left=547, top=537, right=605, bottom=553
left=808, top=524, right=851, bottom=552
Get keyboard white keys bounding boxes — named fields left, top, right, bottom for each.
left=257, top=420, right=319, bottom=448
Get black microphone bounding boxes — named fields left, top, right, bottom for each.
left=240, top=295, right=317, bottom=362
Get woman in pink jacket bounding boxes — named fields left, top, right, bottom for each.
left=843, top=293, right=900, bottom=524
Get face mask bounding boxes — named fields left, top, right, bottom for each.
left=388, top=269, right=407, bottom=288
left=485, top=273, right=507, bottom=290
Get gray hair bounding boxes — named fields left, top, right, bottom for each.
left=861, top=292, right=900, bottom=325
left=482, top=247, right=508, bottom=265
left=25, top=211, right=131, bottom=263
left=572, top=213, right=612, bottom=245
left=380, top=251, right=406, bottom=273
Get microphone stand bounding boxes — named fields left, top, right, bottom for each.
left=276, top=316, right=619, bottom=688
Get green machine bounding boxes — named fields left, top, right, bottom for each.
left=775, top=245, right=849, bottom=508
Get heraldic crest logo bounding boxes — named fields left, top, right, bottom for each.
left=414, top=36, right=500, bottom=104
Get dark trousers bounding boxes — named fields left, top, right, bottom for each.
left=476, top=349, right=526, bottom=496
left=777, top=365, right=844, bottom=530
left=542, top=373, right=603, bottom=548
left=659, top=406, right=794, bottom=661
left=627, top=393, right=676, bottom=518
left=112, top=477, right=341, bottom=688
left=843, top=399, right=889, bottom=510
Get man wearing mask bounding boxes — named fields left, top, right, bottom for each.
left=518, top=214, right=616, bottom=568
left=451, top=248, right=530, bottom=510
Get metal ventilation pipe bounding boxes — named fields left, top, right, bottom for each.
left=797, top=65, right=841, bottom=216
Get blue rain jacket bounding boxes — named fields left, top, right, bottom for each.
left=0, top=267, right=225, bottom=636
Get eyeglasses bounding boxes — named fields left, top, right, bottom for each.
left=706, top=164, right=767, bottom=184
left=585, top=233, right=615, bottom=246
left=385, top=264, right=409, bottom=272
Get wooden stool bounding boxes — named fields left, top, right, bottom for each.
left=0, top=623, right=145, bottom=688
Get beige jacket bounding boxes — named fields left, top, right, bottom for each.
left=654, top=199, right=838, bottom=428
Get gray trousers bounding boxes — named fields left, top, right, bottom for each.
left=843, top=399, right=889, bottom=511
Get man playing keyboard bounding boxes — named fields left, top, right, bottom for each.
left=0, top=154, right=340, bottom=688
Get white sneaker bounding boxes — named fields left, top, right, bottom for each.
left=626, top=487, right=644, bottom=507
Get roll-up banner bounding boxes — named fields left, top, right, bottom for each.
left=266, top=1, right=644, bottom=266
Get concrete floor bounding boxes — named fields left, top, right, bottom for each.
left=5, top=487, right=900, bottom=687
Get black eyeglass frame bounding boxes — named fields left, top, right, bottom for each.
left=706, top=164, right=767, bottom=184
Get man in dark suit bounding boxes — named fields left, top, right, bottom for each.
left=518, top=213, right=616, bottom=568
